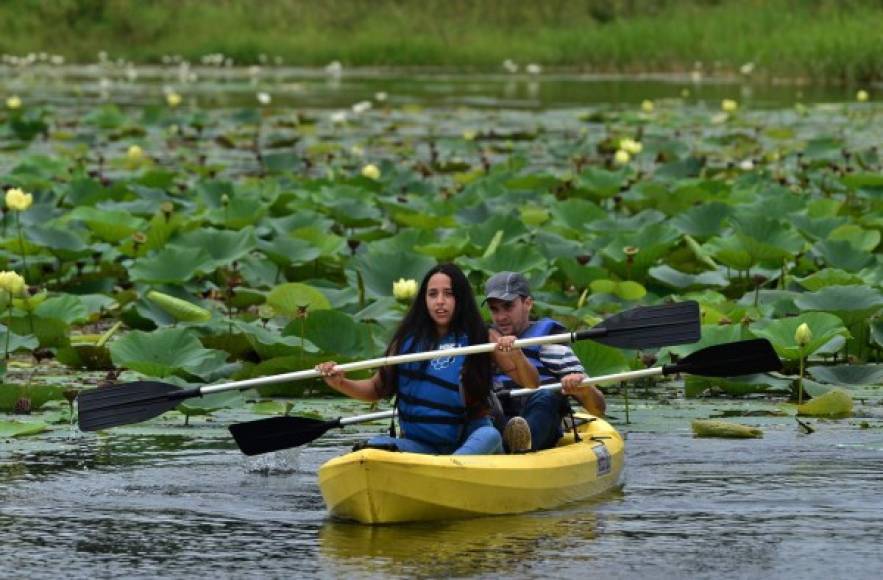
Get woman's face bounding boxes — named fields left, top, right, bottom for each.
left=425, top=272, right=455, bottom=334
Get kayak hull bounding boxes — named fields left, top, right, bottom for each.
left=318, top=415, right=623, bottom=524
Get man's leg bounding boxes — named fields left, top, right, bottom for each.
left=520, top=390, right=564, bottom=451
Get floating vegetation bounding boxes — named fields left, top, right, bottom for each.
left=691, top=419, right=763, bottom=439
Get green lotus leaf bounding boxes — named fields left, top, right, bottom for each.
left=802, top=136, right=843, bottom=161
left=232, top=354, right=339, bottom=397
left=704, top=236, right=754, bottom=270
left=297, top=309, right=376, bottom=357
left=0, top=420, right=48, bottom=438
left=750, top=312, right=849, bottom=361
left=170, top=226, right=258, bottom=268
left=592, top=210, right=667, bottom=233
left=414, top=237, right=473, bottom=261
left=576, top=166, right=627, bottom=199
left=654, top=156, right=704, bottom=179
left=257, top=237, right=322, bottom=267
left=588, top=279, right=646, bottom=301
left=250, top=400, right=294, bottom=415
left=555, top=258, right=606, bottom=288
left=828, top=224, right=880, bottom=252
left=109, top=328, right=229, bottom=379
left=391, top=209, right=457, bottom=230
left=68, top=206, right=147, bottom=242
left=671, top=202, right=733, bottom=239
left=547, top=198, right=605, bottom=234
left=520, top=205, right=550, bottom=227
left=26, top=224, right=89, bottom=255
left=352, top=251, right=436, bottom=299
left=812, top=239, right=875, bottom=272
left=461, top=244, right=548, bottom=278
left=793, top=285, right=883, bottom=326
left=84, top=104, right=129, bottom=129
left=177, top=390, right=244, bottom=417
left=146, top=290, right=212, bottom=323
left=129, top=246, right=215, bottom=283
left=292, top=226, right=347, bottom=257
left=796, top=388, right=852, bottom=418
left=808, top=364, right=883, bottom=386
left=649, top=265, right=729, bottom=290
left=571, top=340, right=631, bottom=377
left=794, top=268, right=864, bottom=291
left=0, top=328, right=39, bottom=353
left=661, top=323, right=749, bottom=360
left=5, top=316, right=69, bottom=349
left=0, top=384, right=66, bottom=411
left=266, top=282, right=332, bottom=318
left=872, top=319, right=883, bottom=349
left=466, top=213, right=530, bottom=248
left=685, top=374, right=792, bottom=398
left=791, top=214, right=848, bottom=241
left=319, top=186, right=384, bottom=227
left=33, top=294, right=89, bottom=325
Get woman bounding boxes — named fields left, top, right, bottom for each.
left=316, top=263, right=538, bottom=455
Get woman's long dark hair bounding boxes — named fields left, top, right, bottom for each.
left=382, top=263, right=491, bottom=406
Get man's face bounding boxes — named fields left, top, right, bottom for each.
left=487, top=296, right=533, bottom=336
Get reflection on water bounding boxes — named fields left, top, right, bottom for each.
left=319, top=500, right=611, bottom=578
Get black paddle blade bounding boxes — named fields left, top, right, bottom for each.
left=229, top=416, right=341, bottom=456
left=77, top=381, right=188, bottom=431
left=578, top=300, right=700, bottom=349
left=668, top=339, right=782, bottom=377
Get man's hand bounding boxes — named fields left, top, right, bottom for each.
left=560, top=373, right=606, bottom=416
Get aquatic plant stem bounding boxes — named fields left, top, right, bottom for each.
left=797, top=354, right=805, bottom=405
left=14, top=212, right=29, bottom=280
left=4, top=304, right=11, bottom=360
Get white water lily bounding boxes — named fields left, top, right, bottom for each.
left=330, top=111, right=348, bottom=124
left=502, top=59, right=518, bottom=74
left=738, top=159, right=755, bottom=171
left=257, top=92, right=271, bottom=105
left=525, top=63, right=542, bottom=75
left=374, top=91, right=388, bottom=102
left=393, top=278, right=418, bottom=301
left=361, top=164, right=380, bottom=180
left=325, top=61, right=343, bottom=76
left=739, top=62, right=755, bottom=75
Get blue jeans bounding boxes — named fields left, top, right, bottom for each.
left=366, top=417, right=502, bottom=455
left=518, top=390, right=565, bottom=451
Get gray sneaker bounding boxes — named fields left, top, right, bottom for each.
left=503, top=416, right=532, bottom=454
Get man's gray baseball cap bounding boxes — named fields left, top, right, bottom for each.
left=484, top=271, right=531, bottom=303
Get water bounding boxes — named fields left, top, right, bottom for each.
left=3, top=402, right=882, bottom=579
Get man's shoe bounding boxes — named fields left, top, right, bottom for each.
left=503, top=416, right=532, bottom=454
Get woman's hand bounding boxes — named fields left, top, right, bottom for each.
left=315, top=361, right=345, bottom=389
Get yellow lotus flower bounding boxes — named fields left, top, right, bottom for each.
left=0, top=270, right=26, bottom=296
left=462, top=130, right=477, bottom=141
left=641, top=99, right=654, bottom=113
left=127, top=145, right=145, bottom=162
left=619, top=138, right=642, bottom=155
left=166, top=92, right=182, bottom=107
left=5, top=187, right=33, bottom=211
left=392, top=278, right=418, bottom=301
left=361, top=164, right=381, bottom=180
left=856, top=90, right=869, bottom=102
left=613, top=149, right=631, bottom=165
left=6, top=95, right=22, bottom=109
left=795, top=322, right=813, bottom=347
left=721, top=99, right=739, bottom=113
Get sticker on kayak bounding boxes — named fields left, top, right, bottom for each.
left=593, top=445, right=612, bottom=476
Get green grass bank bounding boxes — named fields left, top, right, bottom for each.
left=2, top=0, right=882, bottom=81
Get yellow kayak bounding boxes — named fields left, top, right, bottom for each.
left=318, top=414, right=624, bottom=524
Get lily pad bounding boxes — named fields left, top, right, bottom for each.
left=796, top=388, right=852, bottom=418
left=0, top=419, right=49, bottom=438
left=793, top=285, right=883, bottom=327
left=266, top=282, right=332, bottom=318
left=807, top=364, right=883, bottom=386
left=109, top=328, right=229, bottom=379
left=750, top=312, right=849, bottom=361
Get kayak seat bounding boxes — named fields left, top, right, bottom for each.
left=351, top=441, right=400, bottom=452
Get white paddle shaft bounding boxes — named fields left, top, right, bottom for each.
left=200, top=331, right=579, bottom=396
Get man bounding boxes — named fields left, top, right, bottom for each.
left=484, top=271, right=605, bottom=452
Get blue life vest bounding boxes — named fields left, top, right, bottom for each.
left=396, top=334, right=469, bottom=447
left=493, top=318, right=564, bottom=416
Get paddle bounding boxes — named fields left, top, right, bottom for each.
left=77, top=300, right=699, bottom=431
left=228, top=338, right=781, bottom=456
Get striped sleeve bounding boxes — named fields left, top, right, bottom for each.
left=538, top=343, right=585, bottom=377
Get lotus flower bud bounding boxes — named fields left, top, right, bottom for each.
left=641, top=99, right=654, bottom=113
left=795, top=322, right=813, bottom=347
left=613, top=149, right=630, bottom=165
left=6, top=95, right=22, bottom=109
left=721, top=99, right=739, bottom=112
left=165, top=92, right=182, bottom=107
left=856, top=90, right=869, bottom=102
left=393, top=278, right=418, bottom=301
left=0, top=270, right=27, bottom=296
